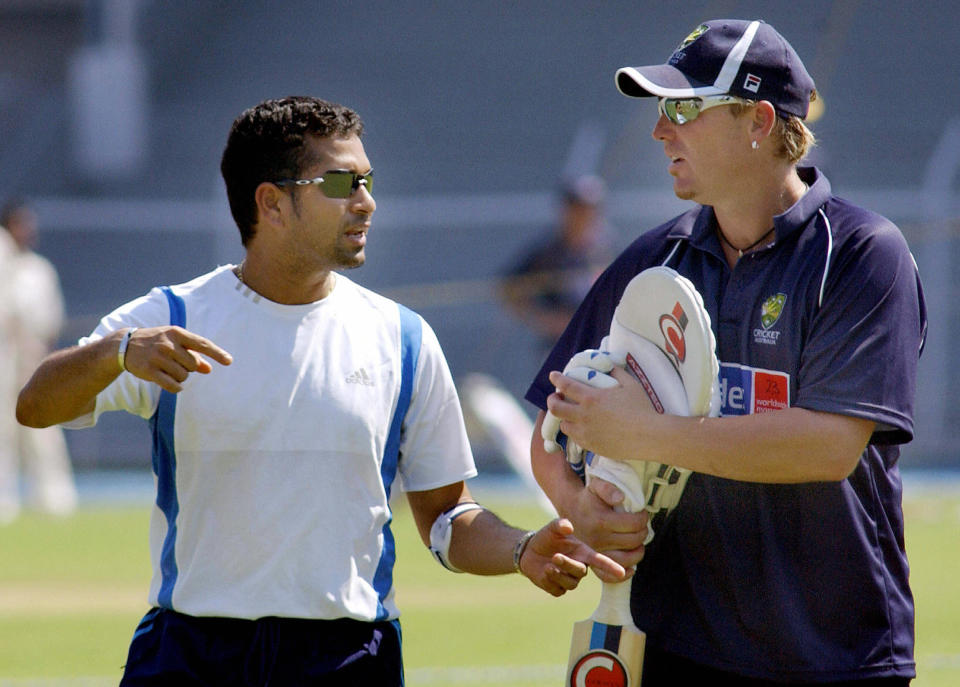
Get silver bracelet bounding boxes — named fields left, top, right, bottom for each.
left=117, top=327, right=138, bottom=371
left=513, top=530, right=536, bottom=574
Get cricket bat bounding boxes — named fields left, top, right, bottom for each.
left=566, top=574, right=645, bottom=687
left=557, top=267, right=722, bottom=686
left=566, top=459, right=647, bottom=687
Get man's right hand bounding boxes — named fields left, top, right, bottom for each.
left=17, top=325, right=233, bottom=429
left=577, top=475, right=649, bottom=571
left=122, top=326, right=233, bottom=393
left=532, top=411, right=648, bottom=576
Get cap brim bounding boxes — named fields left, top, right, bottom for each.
left=615, top=65, right=725, bottom=99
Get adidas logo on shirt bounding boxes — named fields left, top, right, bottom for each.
left=346, top=368, right=375, bottom=386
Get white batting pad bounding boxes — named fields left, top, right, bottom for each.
left=542, top=266, right=719, bottom=455
left=541, top=266, right=721, bottom=531
left=600, top=335, right=688, bottom=417
left=610, top=266, right=719, bottom=417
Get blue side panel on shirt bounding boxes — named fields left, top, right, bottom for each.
left=374, top=304, right=421, bottom=620
left=148, top=286, right=185, bottom=609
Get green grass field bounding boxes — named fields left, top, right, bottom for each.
left=0, top=479, right=957, bottom=686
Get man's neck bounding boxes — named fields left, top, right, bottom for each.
left=711, top=169, right=807, bottom=267
left=237, top=252, right=337, bottom=305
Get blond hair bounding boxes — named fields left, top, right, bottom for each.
left=731, top=91, right=817, bottom=163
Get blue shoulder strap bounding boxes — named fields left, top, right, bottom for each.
left=373, top=303, right=421, bottom=619
left=149, top=286, right=185, bottom=608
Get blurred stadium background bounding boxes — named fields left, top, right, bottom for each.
left=2, top=0, right=958, bottom=476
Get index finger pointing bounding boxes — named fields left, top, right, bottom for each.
left=179, top=332, right=233, bottom=366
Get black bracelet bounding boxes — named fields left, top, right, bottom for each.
left=513, top=530, right=536, bottom=574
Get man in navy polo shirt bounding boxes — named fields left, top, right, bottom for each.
left=527, top=19, right=926, bottom=686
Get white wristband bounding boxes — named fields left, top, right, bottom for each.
left=117, top=328, right=138, bottom=371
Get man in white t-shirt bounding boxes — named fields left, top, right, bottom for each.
left=17, top=97, right=626, bottom=686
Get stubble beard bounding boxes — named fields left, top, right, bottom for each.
left=334, top=241, right=366, bottom=270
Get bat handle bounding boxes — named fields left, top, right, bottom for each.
left=594, top=577, right=636, bottom=627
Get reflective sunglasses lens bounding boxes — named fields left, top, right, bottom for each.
left=319, top=172, right=356, bottom=198
left=676, top=100, right=700, bottom=124
left=662, top=99, right=701, bottom=125
left=319, top=172, right=373, bottom=198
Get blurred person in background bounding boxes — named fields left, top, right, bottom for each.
left=499, top=174, right=614, bottom=356
left=0, top=225, right=19, bottom=523
left=0, top=199, right=77, bottom=522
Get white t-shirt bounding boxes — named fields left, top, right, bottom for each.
left=67, top=265, right=476, bottom=621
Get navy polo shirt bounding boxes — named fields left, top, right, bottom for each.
left=526, top=168, right=926, bottom=681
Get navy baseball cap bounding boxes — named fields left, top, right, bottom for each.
left=616, top=19, right=816, bottom=120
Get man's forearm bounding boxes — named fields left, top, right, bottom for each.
left=547, top=367, right=876, bottom=485
left=604, top=407, right=875, bottom=484
left=448, top=508, right=528, bottom=575
left=530, top=411, right=584, bottom=517
left=16, top=330, right=126, bottom=428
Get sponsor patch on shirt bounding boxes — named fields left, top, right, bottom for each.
left=719, top=362, right=790, bottom=416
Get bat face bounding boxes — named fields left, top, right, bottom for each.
left=567, top=617, right=645, bottom=686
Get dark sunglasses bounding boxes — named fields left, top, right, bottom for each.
left=274, top=170, right=373, bottom=198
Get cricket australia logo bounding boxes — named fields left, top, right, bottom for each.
left=678, top=23, right=709, bottom=49
left=761, top=293, right=786, bottom=329
left=671, top=24, right=709, bottom=65
left=754, top=293, right=786, bottom=346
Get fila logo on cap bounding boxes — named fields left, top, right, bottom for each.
left=744, top=73, right=761, bottom=92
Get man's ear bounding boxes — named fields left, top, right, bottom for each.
left=254, top=182, right=288, bottom=229
left=752, top=100, right=777, bottom=138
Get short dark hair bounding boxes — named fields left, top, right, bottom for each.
left=220, top=96, right=364, bottom=245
